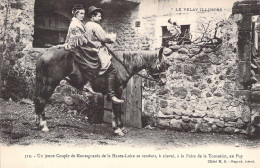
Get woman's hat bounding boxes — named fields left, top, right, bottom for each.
left=72, top=4, right=84, bottom=15
left=87, top=6, right=103, bottom=16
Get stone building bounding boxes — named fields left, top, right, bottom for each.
left=0, top=0, right=259, bottom=134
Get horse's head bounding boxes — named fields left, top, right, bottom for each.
left=141, top=47, right=170, bottom=86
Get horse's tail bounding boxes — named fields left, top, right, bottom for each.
left=158, top=47, right=164, bottom=62
left=35, top=56, right=45, bottom=99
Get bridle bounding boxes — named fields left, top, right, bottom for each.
left=139, top=54, right=163, bottom=81
left=105, top=44, right=164, bottom=82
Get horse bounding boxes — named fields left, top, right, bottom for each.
left=34, top=46, right=168, bottom=136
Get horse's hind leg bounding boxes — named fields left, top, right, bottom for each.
left=34, top=97, right=48, bottom=132
left=35, top=78, right=58, bottom=132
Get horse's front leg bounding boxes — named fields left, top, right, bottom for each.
left=112, top=103, right=124, bottom=136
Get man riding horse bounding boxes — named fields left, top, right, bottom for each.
left=65, top=4, right=124, bottom=104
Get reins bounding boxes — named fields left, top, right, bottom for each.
left=105, top=44, right=161, bottom=82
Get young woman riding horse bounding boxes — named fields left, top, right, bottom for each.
left=65, top=4, right=123, bottom=104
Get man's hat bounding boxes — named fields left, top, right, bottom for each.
left=87, top=6, right=103, bottom=16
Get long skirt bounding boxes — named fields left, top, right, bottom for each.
left=70, top=45, right=100, bottom=81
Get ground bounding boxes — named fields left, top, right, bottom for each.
left=0, top=98, right=259, bottom=149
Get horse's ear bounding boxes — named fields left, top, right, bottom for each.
left=158, top=47, right=164, bottom=62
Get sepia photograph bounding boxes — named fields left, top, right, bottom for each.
left=0, top=0, right=260, bottom=167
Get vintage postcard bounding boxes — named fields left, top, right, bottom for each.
left=0, top=0, right=259, bottom=167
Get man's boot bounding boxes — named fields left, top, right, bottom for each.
left=108, top=75, right=124, bottom=104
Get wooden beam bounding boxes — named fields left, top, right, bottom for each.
left=113, top=0, right=140, bottom=5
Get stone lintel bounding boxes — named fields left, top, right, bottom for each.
left=232, top=0, right=260, bottom=15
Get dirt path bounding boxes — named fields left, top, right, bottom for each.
left=0, top=98, right=259, bottom=149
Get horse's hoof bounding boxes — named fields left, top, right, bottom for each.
left=114, top=128, right=124, bottom=136
left=121, top=127, right=128, bottom=133
left=41, top=127, right=49, bottom=132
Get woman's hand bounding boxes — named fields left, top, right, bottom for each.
left=107, top=33, right=117, bottom=43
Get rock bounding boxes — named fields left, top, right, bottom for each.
left=190, top=89, right=202, bottom=98
left=184, top=64, right=196, bottom=76
left=215, top=120, right=225, bottom=127
left=214, top=92, right=222, bottom=97
left=212, top=124, right=222, bottom=132
left=203, top=48, right=214, bottom=53
left=160, top=100, right=168, bottom=108
left=234, top=129, right=240, bottom=133
left=193, top=53, right=210, bottom=63
left=178, top=48, right=189, bottom=54
left=192, top=111, right=207, bottom=118
left=204, top=118, right=215, bottom=124
left=206, top=93, right=212, bottom=97
left=64, top=96, right=73, bottom=106
left=169, top=45, right=181, bottom=51
left=172, top=87, right=188, bottom=99
left=172, top=109, right=183, bottom=116
left=240, top=105, right=251, bottom=123
left=223, top=112, right=238, bottom=122
left=182, top=116, right=190, bottom=122
left=199, top=84, right=207, bottom=90
left=158, top=87, right=170, bottom=95
left=224, top=127, right=235, bottom=133
left=145, top=125, right=154, bottom=130
left=189, top=47, right=201, bottom=54
left=219, top=75, right=225, bottom=80
left=163, top=47, right=173, bottom=56
left=236, top=118, right=246, bottom=128
left=175, top=115, right=182, bottom=119
left=209, top=53, right=223, bottom=65
left=50, top=93, right=62, bottom=104
left=157, top=111, right=166, bottom=118
left=60, top=80, right=68, bottom=86
left=194, top=83, right=199, bottom=87
left=225, top=121, right=236, bottom=127
left=20, top=98, right=33, bottom=105
left=181, top=122, right=191, bottom=131
left=161, top=107, right=174, bottom=115
left=157, top=119, right=170, bottom=128
left=68, top=110, right=78, bottom=115
left=235, top=143, right=240, bottom=147
left=251, top=91, right=260, bottom=103
left=191, top=118, right=198, bottom=123
left=169, top=119, right=182, bottom=131
left=198, top=123, right=212, bottom=132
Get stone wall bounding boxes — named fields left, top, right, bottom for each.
left=0, top=0, right=38, bottom=100
left=102, top=5, right=156, bottom=51
left=142, top=13, right=253, bottom=134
